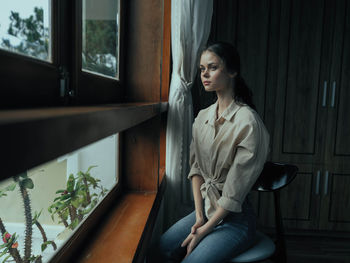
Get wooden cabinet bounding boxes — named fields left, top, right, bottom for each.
left=196, top=0, right=350, bottom=232
left=263, top=0, right=350, bottom=231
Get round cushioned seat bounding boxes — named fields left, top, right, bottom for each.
left=228, top=231, right=275, bottom=262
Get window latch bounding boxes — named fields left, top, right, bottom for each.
left=59, top=66, right=73, bottom=98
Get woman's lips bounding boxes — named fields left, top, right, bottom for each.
left=203, top=81, right=211, bottom=86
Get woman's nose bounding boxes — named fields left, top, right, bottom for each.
left=202, top=70, right=209, bottom=77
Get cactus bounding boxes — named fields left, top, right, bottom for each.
left=0, top=172, right=56, bottom=263
left=14, top=173, right=34, bottom=263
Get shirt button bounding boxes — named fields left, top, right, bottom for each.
left=218, top=118, right=225, bottom=125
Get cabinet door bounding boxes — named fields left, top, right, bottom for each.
left=319, top=167, right=350, bottom=231
left=325, top=0, right=350, bottom=166
left=271, top=0, right=333, bottom=164
left=258, top=164, right=320, bottom=230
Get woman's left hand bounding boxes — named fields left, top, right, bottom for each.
left=181, top=224, right=212, bottom=258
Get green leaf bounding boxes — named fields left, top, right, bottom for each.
left=86, top=165, right=98, bottom=174
left=2, top=254, right=11, bottom=263
left=70, top=218, right=80, bottom=230
left=67, top=174, right=75, bottom=192
left=0, top=244, right=8, bottom=251
left=41, top=243, right=48, bottom=252
left=55, top=189, right=65, bottom=194
left=71, top=196, right=83, bottom=209
left=59, top=194, right=71, bottom=201
left=21, top=178, right=34, bottom=189
left=5, top=183, right=16, bottom=192
left=0, top=243, right=7, bottom=249
left=19, top=172, right=28, bottom=178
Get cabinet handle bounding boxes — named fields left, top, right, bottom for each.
left=322, top=81, right=327, bottom=107
left=331, top=81, right=336, bottom=108
left=315, top=170, right=321, bottom=195
left=324, top=171, right=329, bottom=195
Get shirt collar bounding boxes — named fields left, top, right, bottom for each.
left=207, top=100, right=241, bottom=126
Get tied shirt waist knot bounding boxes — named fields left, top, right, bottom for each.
left=200, top=176, right=225, bottom=210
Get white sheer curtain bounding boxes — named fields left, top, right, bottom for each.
left=164, top=0, right=213, bottom=226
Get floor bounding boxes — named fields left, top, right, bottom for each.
left=285, top=233, right=350, bottom=263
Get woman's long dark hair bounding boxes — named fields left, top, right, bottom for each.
left=201, top=42, right=256, bottom=110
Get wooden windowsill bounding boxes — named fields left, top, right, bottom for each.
left=74, top=176, right=166, bottom=263
left=77, top=192, right=156, bottom=263
left=0, top=102, right=168, bottom=180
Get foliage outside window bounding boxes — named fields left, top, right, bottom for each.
left=0, top=1, right=51, bottom=62
left=0, top=134, right=119, bottom=263
left=82, top=0, right=120, bottom=79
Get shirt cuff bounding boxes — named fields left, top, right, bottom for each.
left=217, top=196, right=242, bottom=213
left=187, top=162, right=201, bottom=180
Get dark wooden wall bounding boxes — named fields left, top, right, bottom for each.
left=193, top=0, right=350, bottom=233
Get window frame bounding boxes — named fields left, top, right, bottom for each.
left=0, top=0, right=171, bottom=261
left=0, top=0, right=124, bottom=109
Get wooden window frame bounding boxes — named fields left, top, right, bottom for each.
left=0, top=0, right=125, bottom=109
left=0, top=0, right=171, bottom=262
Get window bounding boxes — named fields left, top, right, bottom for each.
left=82, top=0, right=120, bottom=79
left=0, top=134, right=119, bottom=262
left=0, top=0, right=122, bottom=109
left=0, top=0, right=51, bottom=62
left=0, top=0, right=170, bottom=261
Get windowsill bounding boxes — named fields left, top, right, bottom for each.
left=76, top=175, right=166, bottom=263
left=0, top=102, right=168, bottom=180
left=78, top=192, right=156, bottom=262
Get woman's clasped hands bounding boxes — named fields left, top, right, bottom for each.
left=181, top=217, right=212, bottom=258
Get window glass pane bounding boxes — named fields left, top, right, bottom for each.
left=0, top=0, right=51, bottom=62
left=82, top=0, right=120, bottom=79
left=0, top=134, right=119, bottom=262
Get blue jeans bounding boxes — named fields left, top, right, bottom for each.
left=148, top=199, right=256, bottom=263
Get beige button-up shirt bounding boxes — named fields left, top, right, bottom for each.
left=188, top=100, right=270, bottom=219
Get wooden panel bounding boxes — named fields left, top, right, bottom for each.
left=0, top=103, right=166, bottom=180
left=280, top=173, right=313, bottom=221
left=125, top=0, right=163, bottom=102
left=236, top=0, right=270, bottom=117
left=259, top=165, right=320, bottom=230
left=161, top=0, right=171, bottom=102
left=319, top=169, right=350, bottom=231
left=282, top=0, right=325, bottom=154
left=272, top=0, right=333, bottom=164
left=329, top=174, right=350, bottom=222
left=327, top=0, right=350, bottom=159
left=263, top=0, right=281, bottom=151
left=123, top=116, right=161, bottom=192
left=0, top=50, right=60, bottom=108
left=209, top=0, right=238, bottom=43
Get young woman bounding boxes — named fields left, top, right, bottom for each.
left=149, top=42, right=270, bottom=263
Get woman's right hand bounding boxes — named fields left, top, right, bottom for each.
left=191, top=217, right=205, bottom=234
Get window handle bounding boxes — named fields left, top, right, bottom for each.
left=324, top=171, right=329, bottom=195
left=322, top=81, right=328, bottom=107
left=315, top=170, right=321, bottom=195
left=331, top=81, right=336, bottom=108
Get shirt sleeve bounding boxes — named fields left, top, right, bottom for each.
left=188, top=118, right=202, bottom=179
left=217, top=117, right=269, bottom=213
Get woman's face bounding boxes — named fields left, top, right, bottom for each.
left=199, top=51, right=235, bottom=92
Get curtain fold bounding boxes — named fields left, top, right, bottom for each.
left=164, top=0, right=213, bottom=227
